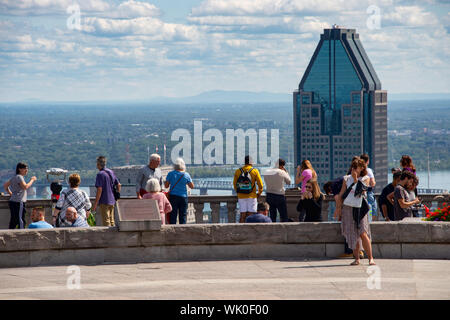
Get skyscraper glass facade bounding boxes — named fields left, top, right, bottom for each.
left=293, top=28, right=388, bottom=191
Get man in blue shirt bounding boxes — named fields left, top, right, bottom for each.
left=28, top=207, right=53, bottom=229
left=245, top=202, right=272, bottom=223
left=92, top=156, right=121, bottom=227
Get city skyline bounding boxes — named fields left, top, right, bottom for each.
left=0, top=0, right=449, bottom=102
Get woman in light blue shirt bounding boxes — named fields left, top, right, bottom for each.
left=164, top=158, right=194, bottom=224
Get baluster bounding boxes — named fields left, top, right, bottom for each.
left=210, top=202, right=221, bottom=223
left=227, top=200, right=237, bottom=223
left=193, top=202, right=204, bottom=224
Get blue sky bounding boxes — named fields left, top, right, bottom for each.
left=0, top=0, right=449, bottom=102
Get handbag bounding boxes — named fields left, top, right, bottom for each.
left=343, top=180, right=363, bottom=208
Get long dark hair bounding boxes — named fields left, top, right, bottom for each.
left=350, top=158, right=367, bottom=177
left=400, top=155, right=416, bottom=173
left=16, top=162, right=28, bottom=174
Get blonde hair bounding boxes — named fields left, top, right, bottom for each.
left=306, top=180, right=322, bottom=200
left=301, top=159, right=317, bottom=179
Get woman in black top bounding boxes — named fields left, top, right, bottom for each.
left=296, top=180, right=323, bottom=222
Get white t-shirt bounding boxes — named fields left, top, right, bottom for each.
left=345, top=174, right=370, bottom=188
left=366, top=168, right=374, bottom=179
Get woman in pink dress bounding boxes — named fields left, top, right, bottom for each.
left=142, top=178, right=172, bottom=225
left=295, top=160, right=318, bottom=193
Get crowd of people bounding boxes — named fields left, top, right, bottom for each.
left=3, top=153, right=422, bottom=264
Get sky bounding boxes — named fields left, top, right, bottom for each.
left=0, top=0, right=449, bottom=102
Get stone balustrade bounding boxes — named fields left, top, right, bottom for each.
left=1, top=192, right=448, bottom=228
left=1, top=220, right=449, bottom=268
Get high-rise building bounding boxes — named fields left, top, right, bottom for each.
left=293, top=26, right=387, bottom=192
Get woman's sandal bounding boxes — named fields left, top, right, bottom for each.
left=350, top=260, right=360, bottom=266
left=369, top=259, right=376, bottom=266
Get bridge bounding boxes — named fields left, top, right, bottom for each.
left=191, top=179, right=300, bottom=195
left=191, top=179, right=448, bottom=195
left=29, top=182, right=448, bottom=198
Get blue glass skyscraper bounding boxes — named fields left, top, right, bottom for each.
left=294, top=27, right=388, bottom=191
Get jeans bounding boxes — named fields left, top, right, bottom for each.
left=367, top=191, right=377, bottom=222
left=169, top=195, right=188, bottom=224
left=266, top=193, right=288, bottom=222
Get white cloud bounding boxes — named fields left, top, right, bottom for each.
left=191, top=0, right=396, bottom=17
left=114, top=0, right=160, bottom=18
left=191, top=0, right=341, bottom=16
left=82, top=16, right=201, bottom=41
left=35, top=37, right=56, bottom=51
left=0, top=0, right=449, bottom=101
left=0, top=0, right=110, bottom=14
left=383, top=6, right=439, bottom=27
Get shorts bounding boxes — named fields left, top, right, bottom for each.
left=238, top=198, right=257, bottom=213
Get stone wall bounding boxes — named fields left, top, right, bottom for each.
left=0, top=221, right=449, bottom=268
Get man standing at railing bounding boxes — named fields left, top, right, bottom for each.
left=136, top=154, right=163, bottom=199
left=233, top=155, right=264, bottom=223
left=263, top=158, right=291, bottom=222
left=92, top=156, right=121, bottom=227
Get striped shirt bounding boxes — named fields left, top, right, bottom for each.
left=56, top=188, right=91, bottom=227
left=136, top=166, right=163, bottom=192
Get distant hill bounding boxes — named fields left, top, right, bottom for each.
left=148, top=91, right=450, bottom=104
left=6, top=91, right=450, bottom=105
left=150, top=90, right=291, bottom=103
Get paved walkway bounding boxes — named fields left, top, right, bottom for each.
left=0, top=258, right=449, bottom=300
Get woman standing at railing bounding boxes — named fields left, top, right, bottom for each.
left=334, top=158, right=375, bottom=266
left=164, top=158, right=194, bottom=224
left=295, top=160, right=317, bottom=221
left=3, top=162, right=37, bottom=229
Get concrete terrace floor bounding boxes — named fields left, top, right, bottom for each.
left=0, top=258, right=449, bottom=300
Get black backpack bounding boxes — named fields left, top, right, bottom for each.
left=236, top=168, right=254, bottom=194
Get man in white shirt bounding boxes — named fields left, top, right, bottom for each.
left=360, top=154, right=377, bottom=221
left=263, top=158, right=292, bottom=222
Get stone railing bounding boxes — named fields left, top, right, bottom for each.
left=1, top=221, right=450, bottom=268
left=187, top=191, right=449, bottom=224
left=0, top=192, right=448, bottom=228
